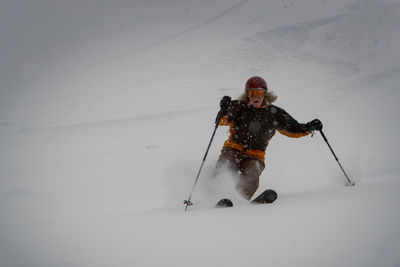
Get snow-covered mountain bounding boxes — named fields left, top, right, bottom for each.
left=1, top=0, right=399, bottom=266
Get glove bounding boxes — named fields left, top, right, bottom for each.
left=215, top=96, right=231, bottom=124
left=220, top=96, right=231, bottom=112
left=306, top=119, right=323, bottom=132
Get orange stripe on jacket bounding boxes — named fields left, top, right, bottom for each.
left=277, top=129, right=310, bottom=138
left=219, top=116, right=310, bottom=161
left=223, top=139, right=266, bottom=161
left=218, top=115, right=230, bottom=126
left=219, top=115, right=266, bottom=161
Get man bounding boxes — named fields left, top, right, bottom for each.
left=215, top=76, right=322, bottom=203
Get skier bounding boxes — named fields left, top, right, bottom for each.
left=214, top=76, right=322, bottom=203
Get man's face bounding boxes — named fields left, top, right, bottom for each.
left=248, top=89, right=265, bottom=108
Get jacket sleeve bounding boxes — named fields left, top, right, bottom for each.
left=274, top=107, right=310, bottom=138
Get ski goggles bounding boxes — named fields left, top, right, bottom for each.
left=247, top=88, right=266, bottom=98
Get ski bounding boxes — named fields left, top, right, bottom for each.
left=251, top=189, right=278, bottom=204
left=215, top=198, right=233, bottom=208
left=214, top=189, right=277, bottom=208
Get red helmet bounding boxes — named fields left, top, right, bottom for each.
left=245, top=76, right=268, bottom=91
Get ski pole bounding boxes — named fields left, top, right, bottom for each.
left=319, top=129, right=355, bottom=186
left=184, top=111, right=223, bottom=211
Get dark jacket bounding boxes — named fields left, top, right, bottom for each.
left=219, top=100, right=310, bottom=161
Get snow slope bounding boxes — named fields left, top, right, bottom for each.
left=1, top=0, right=400, bottom=266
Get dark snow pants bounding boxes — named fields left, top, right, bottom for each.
left=215, top=147, right=265, bottom=200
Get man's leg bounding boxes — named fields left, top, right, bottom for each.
left=214, top=147, right=241, bottom=175
left=236, top=158, right=265, bottom=200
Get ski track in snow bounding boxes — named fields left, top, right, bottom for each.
left=43, top=0, right=252, bottom=76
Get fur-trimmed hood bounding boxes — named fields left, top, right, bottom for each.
left=238, top=91, right=278, bottom=106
